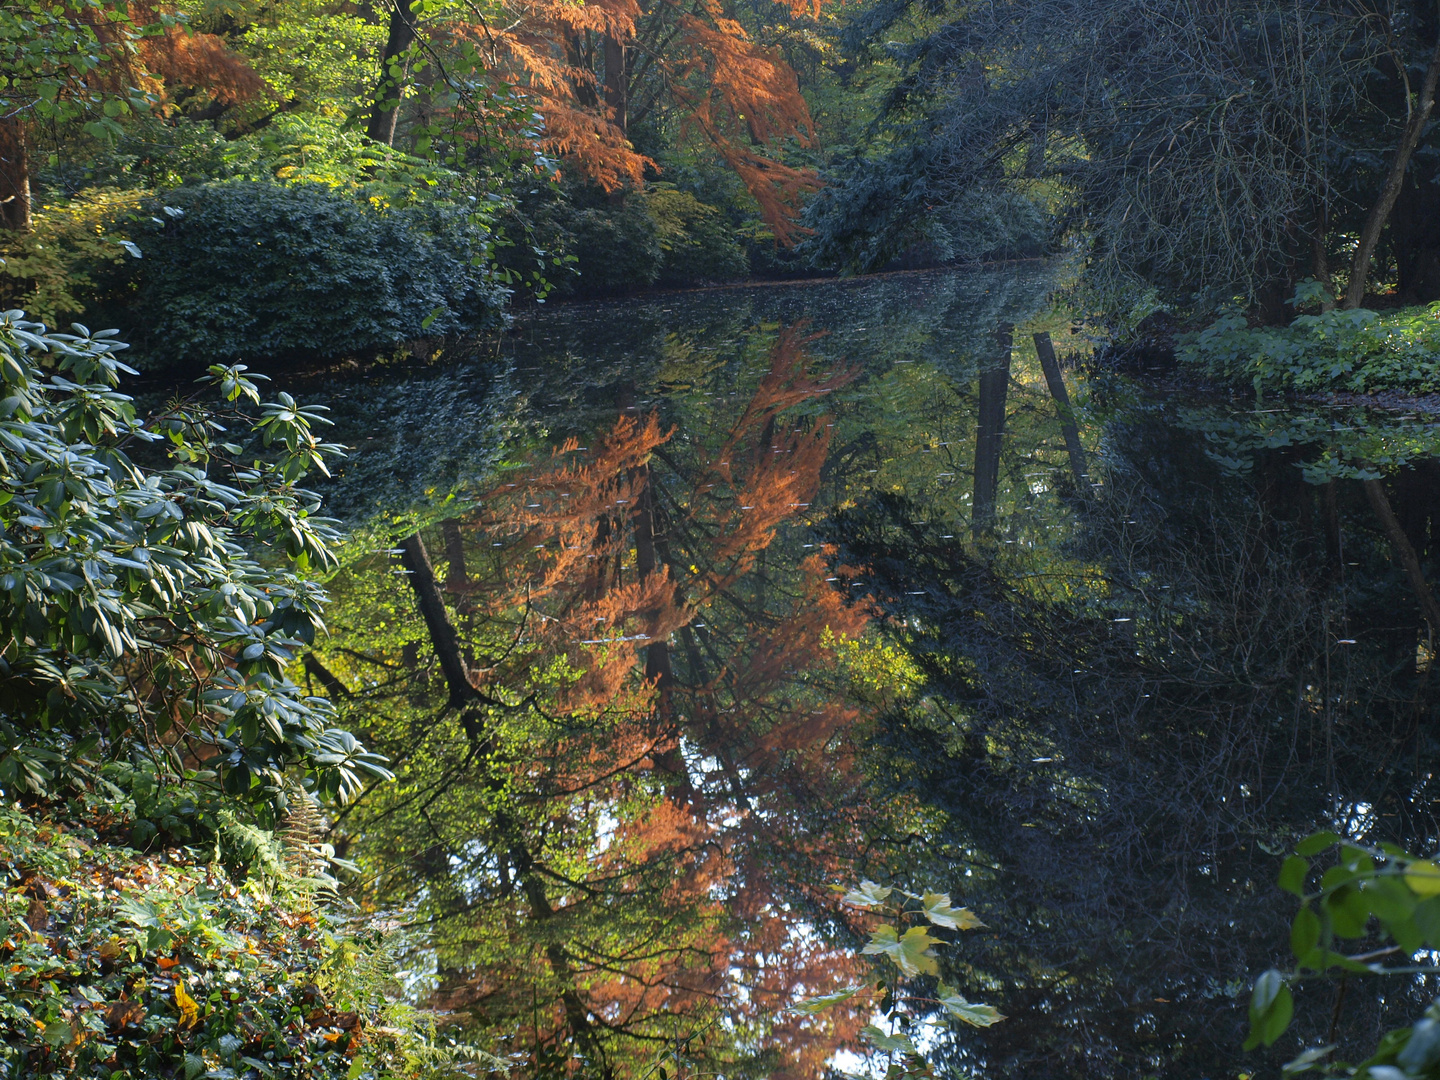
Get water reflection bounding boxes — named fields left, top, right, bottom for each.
left=282, top=266, right=1440, bottom=1079
left=315, top=324, right=882, bottom=1080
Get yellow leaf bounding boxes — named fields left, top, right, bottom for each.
left=174, top=980, right=199, bottom=1028
left=1408, top=860, right=1440, bottom=896
left=861, top=923, right=941, bottom=977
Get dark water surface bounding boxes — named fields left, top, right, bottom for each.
left=289, top=266, right=1440, bottom=1079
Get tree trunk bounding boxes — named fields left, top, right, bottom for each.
left=603, top=34, right=627, bottom=136
left=632, top=469, right=673, bottom=686
left=972, top=324, right=1013, bottom=532
left=565, top=33, right=599, bottom=109
left=366, top=0, right=419, bottom=146
left=0, top=116, right=31, bottom=232
left=303, top=653, right=351, bottom=699
left=397, top=532, right=473, bottom=705
left=1034, top=332, right=1087, bottom=490
left=1344, top=30, right=1440, bottom=309
left=1363, top=477, right=1440, bottom=633
left=442, top=518, right=467, bottom=592
left=1321, top=479, right=1342, bottom=578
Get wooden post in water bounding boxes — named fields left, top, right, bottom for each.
left=972, top=323, right=1013, bottom=532
left=1033, top=331, right=1088, bottom=490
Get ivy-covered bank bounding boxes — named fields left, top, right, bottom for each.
left=1179, top=293, right=1440, bottom=397
left=0, top=786, right=485, bottom=1080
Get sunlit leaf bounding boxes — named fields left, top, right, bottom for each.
left=936, top=983, right=1004, bottom=1027
left=1406, top=860, right=1440, bottom=897
left=174, top=980, right=200, bottom=1028
left=1281, top=1045, right=1336, bottom=1075
left=862, top=924, right=940, bottom=977
left=843, top=880, right=894, bottom=909
left=861, top=1025, right=917, bottom=1055
left=920, top=891, right=982, bottom=930
left=791, top=985, right=866, bottom=1014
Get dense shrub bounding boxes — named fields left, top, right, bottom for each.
left=545, top=195, right=663, bottom=297
left=502, top=184, right=755, bottom=298
left=119, top=181, right=507, bottom=368
left=646, top=187, right=748, bottom=285
left=0, top=313, right=387, bottom=814
left=0, top=188, right=145, bottom=327
left=1179, top=295, right=1440, bottom=395
left=0, top=791, right=487, bottom=1080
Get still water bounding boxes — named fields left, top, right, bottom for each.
left=287, top=266, right=1440, bottom=1079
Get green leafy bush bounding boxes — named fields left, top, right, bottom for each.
left=42, top=118, right=245, bottom=194
left=115, top=181, right=507, bottom=368
left=0, top=189, right=146, bottom=327
left=0, top=795, right=488, bottom=1080
left=548, top=195, right=663, bottom=297
left=0, top=312, right=388, bottom=817
left=646, top=187, right=748, bottom=286
left=1245, top=834, right=1440, bottom=1076
left=510, top=185, right=755, bottom=298
left=1179, top=297, right=1440, bottom=395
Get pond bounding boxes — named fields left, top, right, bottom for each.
left=278, top=265, right=1440, bottom=1079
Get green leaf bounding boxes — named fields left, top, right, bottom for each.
left=1281, top=1045, right=1336, bottom=1075
left=791, top=985, right=866, bottom=1015
left=937, top=983, right=1004, bottom=1027
left=1290, top=907, right=1320, bottom=963
left=920, top=891, right=983, bottom=930
left=1278, top=855, right=1309, bottom=897
left=862, top=924, right=941, bottom=977
left=1244, top=969, right=1294, bottom=1050
left=843, top=880, right=894, bottom=909
left=860, top=1025, right=917, bottom=1055
left=1296, top=831, right=1342, bottom=857
left=1406, top=860, right=1440, bottom=897
left=1323, top=884, right=1370, bottom=938
left=1413, top=896, right=1440, bottom=946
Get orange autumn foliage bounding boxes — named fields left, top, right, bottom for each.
left=420, top=329, right=875, bottom=1075
left=454, top=0, right=824, bottom=240
left=68, top=2, right=265, bottom=110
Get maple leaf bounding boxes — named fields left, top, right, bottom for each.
left=920, top=891, right=983, bottom=930
left=790, top=984, right=866, bottom=1014
left=842, top=880, right=893, bottom=909
left=937, top=983, right=1004, bottom=1027
left=861, top=1024, right=918, bottom=1055
left=861, top=923, right=940, bottom=977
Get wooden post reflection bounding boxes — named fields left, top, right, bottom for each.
left=1033, top=331, right=1088, bottom=491
left=973, top=323, right=1013, bottom=532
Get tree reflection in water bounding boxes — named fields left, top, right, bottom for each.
left=295, top=269, right=1440, bottom=1078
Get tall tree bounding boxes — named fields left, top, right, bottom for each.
left=359, top=0, right=825, bottom=239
